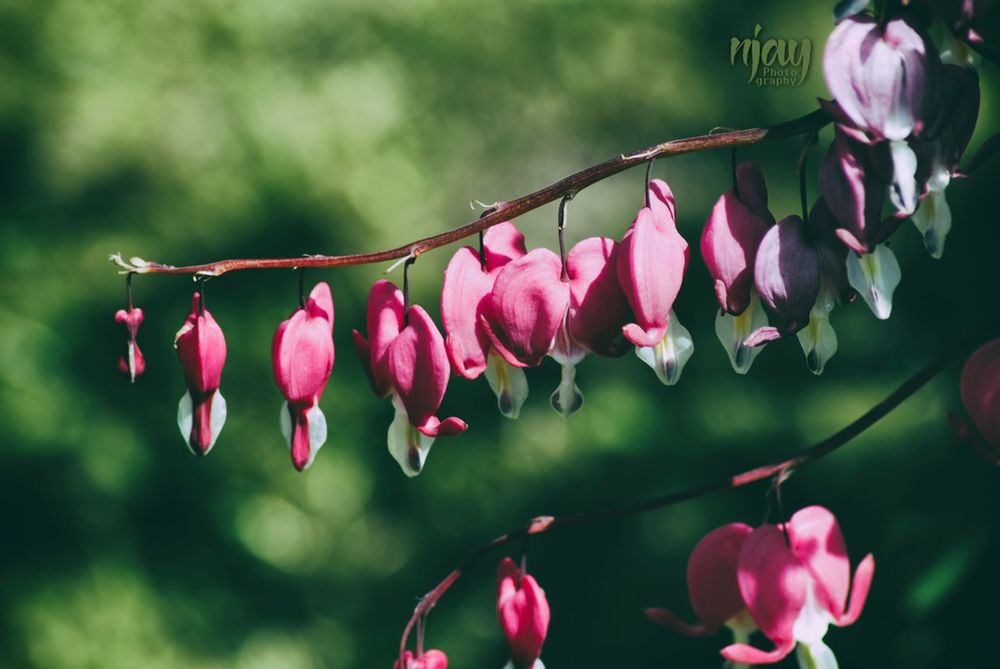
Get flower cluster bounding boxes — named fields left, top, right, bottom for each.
left=647, top=506, right=874, bottom=668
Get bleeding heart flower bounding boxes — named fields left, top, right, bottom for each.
left=393, top=650, right=448, bottom=669
left=355, top=279, right=467, bottom=476
left=174, top=292, right=228, bottom=456
left=484, top=236, right=629, bottom=416
left=721, top=506, right=875, bottom=668
left=747, top=215, right=820, bottom=346
left=272, top=282, right=335, bottom=471
left=441, top=222, right=529, bottom=418
left=961, top=339, right=1000, bottom=450
left=645, top=522, right=756, bottom=642
left=115, top=305, right=145, bottom=382
left=497, top=557, right=550, bottom=669
left=701, top=161, right=775, bottom=374
left=823, top=16, right=939, bottom=143
left=911, top=64, right=980, bottom=258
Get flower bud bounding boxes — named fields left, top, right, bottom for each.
left=115, top=306, right=145, bottom=382
left=272, top=282, right=335, bottom=471
left=961, top=339, right=1000, bottom=449
left=497, top=557, right=550, bottom=669
left=394, top=650, right=448, bottom=669
left=174, top=293, right=228, bottom=456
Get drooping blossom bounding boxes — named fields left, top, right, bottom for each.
left=925, top=0, right=996, bottom=42
left=354, top=280, right=466, bottom=476
left=823, top=16, right=940, bottom=143
left=272, top=282, right=335, bottom=471
left=441, top=222, right=529, bottom=418
left=393, top=650, right=448, bottom=669
left=701, top=161, right=775, bottom=373
left=484, top=236, right=630, bottom=415
left=174, top=292, right=228, bottom=456
left=960, top=339, right=1000, bottom=450
left=819, top=133, right=903, bottom=320
left=497, top=557, right=550, bottom=669
left=747, top=215, right=820, bottom=346
left=617, top=178, right=694, bottom=384
left=911, top=64, right=980, bottom=258
left=115, top=305, right=145, bottom=382
left=645, top=523, right=756, bottom=642
left=721, top=506, right=875, bottom=668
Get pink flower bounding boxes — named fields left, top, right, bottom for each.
left=701, top=161, right=774, bottom=316
left=115, top=306, right=145, bottom=382
left=441, top=222, right=529, bottom=417
left=393, top=650, right=448, bottom=669
left=483, top=236, right=629, bottom=415
left=721, top=506, right=875, bottom=667
left=617, top=179, right=689, bottom=347
left=174, top=292, right=228, bottom=456
left=645, top=522, right=755, bottom=639
left=823, top=16, right=939, bottom=143
left=272, top=282, right=335, bottom=471
left=961, top=339, right=1000, bottom=450
left=497, top=557, right=550, bottom=669
left=354, top=279, right=466, bottom=476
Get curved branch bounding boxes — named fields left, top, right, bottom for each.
left=398, top=343, right=960, bottom=664
left=111, top=108, right=831, bottom=277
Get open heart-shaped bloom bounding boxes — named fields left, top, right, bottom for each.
left=497, top=557, right=550, bottom=669
left=115, top=305, right=145, bottom=382
left=701, top=161, right=775, bottom=373
left=961, top=339, right=1000, bottom=450
left=272, top=282, right=335, bottom=471
left=646, top=522, right=755, bottom=640
left=824, top=16, right=939, bottom=143
left=442, top=222, right=529, bottom=417
left=355, top=279, right=466, bottom=476
left=721, top=506, right=875, bottom=668
left=393, top=650, right=448, bottom=669
left=174, top=292, right=228, bottom=457
left=484, top=236, right=629, bottom=416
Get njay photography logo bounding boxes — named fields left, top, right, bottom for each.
left=731, top=24, right=812, bottom=87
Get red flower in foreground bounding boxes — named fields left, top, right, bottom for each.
left=722, top=506, right=874, bottom=667
left=961, top=339, right=1000, bottom=450
left=272, top=282, right=335, bottom=471
left=174, top=292, right=228, bottom=456
left=497, top=557, right=550, bottom=669
left=354, top=280, right=466, bottom=476
left=393, top=649, right=448, bottom=669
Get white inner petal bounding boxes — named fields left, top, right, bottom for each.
left=549, top=362, right=583, bottom=417
left=637, top=310, right=694, bottom=385
left=795, top=640, right=839, bottom=669
left=207, top=389, right=227, bottom=453
left=845, top=245, right=901, bottom=321
left=793, top=581, right=834, bottom=646
left=484, top=351, right=529, bottom=419
left=911, top=188, right=952, bottom=260
left=715, top=292, right=768, bottom=375
left=387, top=402, right=434, bottom=477
left=177, top=391, right=194, bottom=454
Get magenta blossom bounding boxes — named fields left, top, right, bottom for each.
left=497, top=557, right=550, bottom=669
left=823, top=16, right=939, bottom=143
left=272, top=282, right=335, bottom=471
left=722, top=506, right=875, bottom=668
left=393, top=650, right=448, bottom=669
left=646, top=522, right=756, bottom=641
left=484, top=236, right=629, bottom=415
left=441, top=222, right=529, bottom=418
left=616, top=178, right=694, bottom=384
left=115, top=305, right=145, bottom=382
left=701, top=162, right=775, bottom=373
left=174, top=292, right=228, bottom=456
left=961, top=339, right=1000, bottom=450
left=354, top=279, right=466, bottom=476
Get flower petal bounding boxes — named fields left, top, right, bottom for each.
left=441, top=246, right=494, bottom=378
left=753, top=215, right=820, bottom=334
left=566, top=236, right=630, bottom=356
left=387, top=305, right=451, bottom=428
left=363, top=279, right=405, bottom=398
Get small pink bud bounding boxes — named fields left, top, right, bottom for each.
left=961, top=339, right=1000, bottom=450
left=393, top=649, right=448, bottom=669
left=497, top=557, right=550, bottom=669
left=115, top=306, right=145, bottom=382
left=174, top=293, right=228, bottom=456
left=272, top=282, right=335, bottom=471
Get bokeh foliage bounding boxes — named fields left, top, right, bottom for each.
left=1, top=1, right=999, bottom=667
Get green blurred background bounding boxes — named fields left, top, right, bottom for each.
left=2, top=1, right=999, bottom=667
